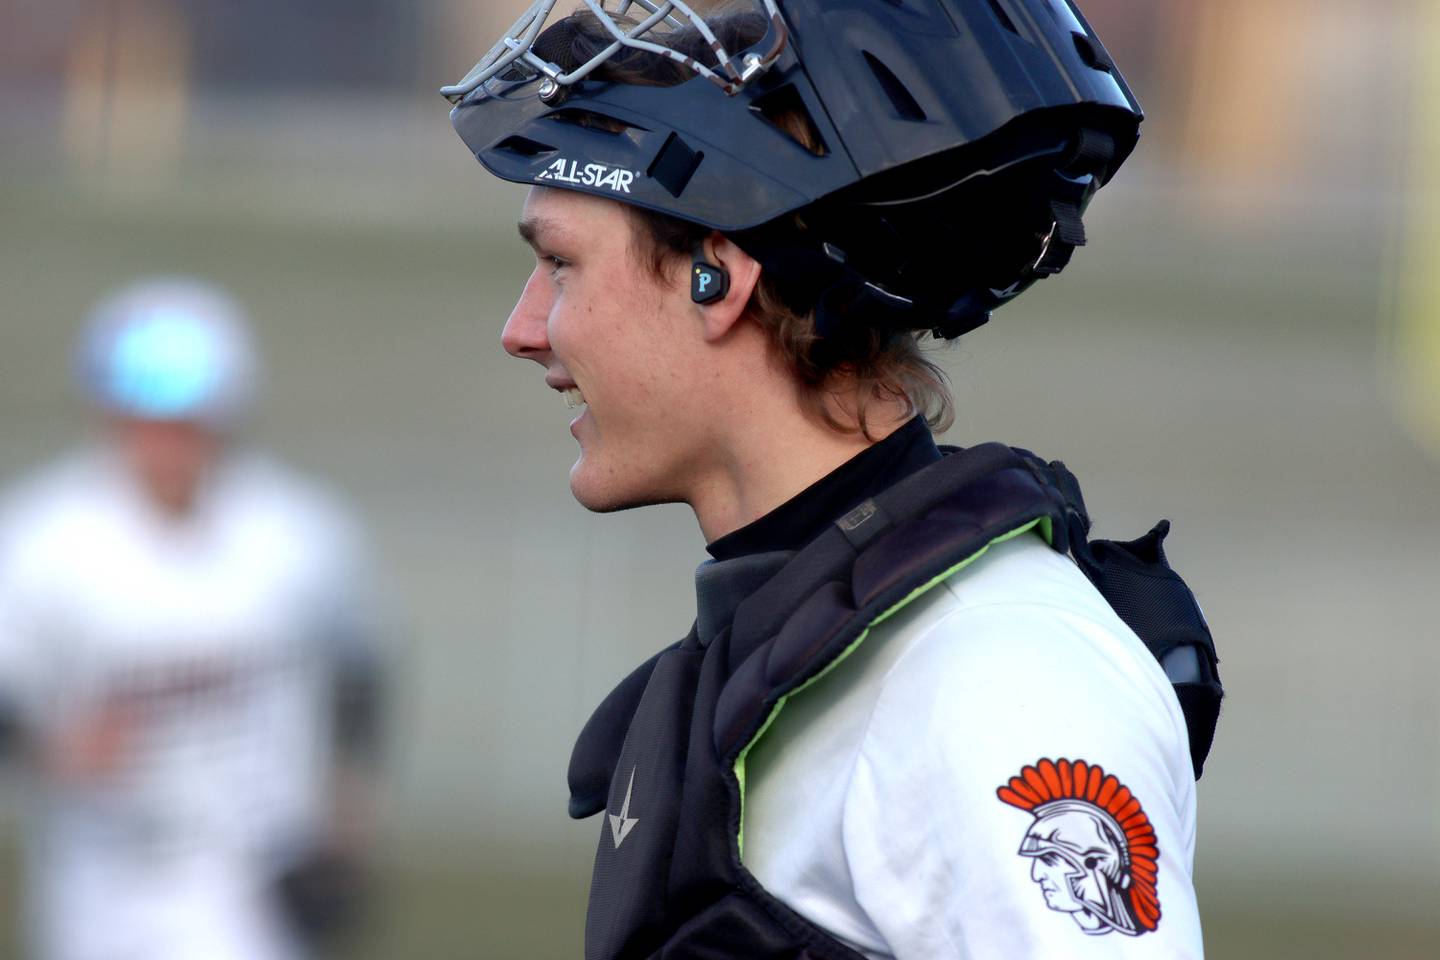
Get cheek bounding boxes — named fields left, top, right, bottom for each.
left=540, top=283, right=588, bottom=358
left=555, top=284, right=671, bottom=396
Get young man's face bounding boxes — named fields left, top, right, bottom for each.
left=110, top=416, right=221, bottom=517
left=504, top=186, right=716, bottom=512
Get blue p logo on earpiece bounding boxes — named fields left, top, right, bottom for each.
left=691, top=247, right=729, bottom=305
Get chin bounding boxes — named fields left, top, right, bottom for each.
left=568, top=455, right=673, bottom=514
left=568, top=457, right=629, bottom=514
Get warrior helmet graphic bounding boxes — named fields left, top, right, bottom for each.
left=997, top=758, right=1161, bottom=936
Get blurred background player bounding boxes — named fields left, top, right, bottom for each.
left=0, top=278, right=385, bottom=960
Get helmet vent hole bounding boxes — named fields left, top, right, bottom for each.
left=495, top=136, right=554, bottom=158
left=862, top=52, right=926, bottom=122
left=986, top=0, right=1020, bottom=35
left=1072, top=33, right=1114, bottom=74
left=648, top=132, right=704, bottom=198
left=547, top=108, right=643, bottom=135
left=749, top=84, right=829, bottom=157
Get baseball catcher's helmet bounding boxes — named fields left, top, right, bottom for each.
left=443, top=0, right=1142, bottom=339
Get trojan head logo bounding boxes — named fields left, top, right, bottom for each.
left=997, top=758, right=1161, bottom=937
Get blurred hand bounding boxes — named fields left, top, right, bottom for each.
left=273, top=845, right=370, bottom=947
left=42, top=699, right=139, bottom=784
left=272, top=764, right=382, bottom=946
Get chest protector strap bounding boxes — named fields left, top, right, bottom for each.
left=567, top=443, right=1221, bottom=960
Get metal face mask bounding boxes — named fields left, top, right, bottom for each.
left=442, top=0, right=787, bottom=104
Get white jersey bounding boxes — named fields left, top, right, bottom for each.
left=0, top=447, right=380, bottom=960
left=742, top=532, right=1203, bottom=958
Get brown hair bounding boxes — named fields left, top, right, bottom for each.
left=554, top=6, right=955, bottom=437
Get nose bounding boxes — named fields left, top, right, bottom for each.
left=502, top=268, right=552, bottom=361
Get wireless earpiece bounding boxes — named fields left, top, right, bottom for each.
left=691, top=245, right=729, bottom=305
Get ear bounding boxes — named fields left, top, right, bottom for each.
left=695, top=232, right=762, bottom=344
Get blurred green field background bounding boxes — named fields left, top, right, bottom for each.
left=3, top=141, right=1438, bottom=956
left=3, top=1, right=1440, bottom=957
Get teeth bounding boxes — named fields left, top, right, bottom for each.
left=563, top=386, right=586, bottom=409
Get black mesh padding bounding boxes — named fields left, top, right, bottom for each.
left=1086, top=524, right=1218, bottom=673
left=1082, top=532, right=1224, bottom=779
left=1174, top=682, right=1223, bottom=781
left=533, top=18, right=584, bottom=73
left=1019, top=456, right=1225, bottom=780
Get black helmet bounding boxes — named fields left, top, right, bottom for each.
left=443, top=0, right=1142, bottom=340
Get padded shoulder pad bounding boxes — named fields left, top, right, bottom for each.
left=568, top=638, right=685, bottom=819
left=714, top=447, right=1068, bottom=761
left=854, top=465, right=1060, bottom=608
left=714, top=579, right=854, bottom=761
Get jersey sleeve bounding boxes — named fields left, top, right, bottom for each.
left=307, top=505, right=388, bottom=762
left=839, top=598, right=1204, bottom=960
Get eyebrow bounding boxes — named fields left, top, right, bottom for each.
left=517, top=216, right=560, bottom=251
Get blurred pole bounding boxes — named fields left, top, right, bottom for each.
left=62, top=0, right=190, bottom=194
left=1172, top=0, right=1305, bottom=209
left=1392, top=0, right=1440, bottom=462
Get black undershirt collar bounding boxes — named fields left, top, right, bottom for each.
left=705, top=416, right=942, bottom=562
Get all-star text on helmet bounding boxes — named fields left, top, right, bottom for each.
left=444, top=0, right=1142, bottom=341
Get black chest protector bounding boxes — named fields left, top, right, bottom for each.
left=567, top=443, right=1222, bottom=960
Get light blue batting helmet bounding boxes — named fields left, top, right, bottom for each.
left=76, top=277, right=259, bottom=426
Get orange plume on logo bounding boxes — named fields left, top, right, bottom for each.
left=997, top=758, right=1160, bottom=934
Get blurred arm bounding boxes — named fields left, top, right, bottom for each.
left=0, top=702, right=18, bottom=758
left=314, top=513, right=391, bottom=852
left=334, top=650, right=384, bottom=769
left=270, top=511, right=391, bottom=945
left=0, top=532, right=41, bottom=766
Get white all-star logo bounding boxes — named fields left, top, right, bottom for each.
left=535, top=157, right=636, bottom=194
left=989, top=280, right=1025, bottom=300
left=608, top=766, right=641, bottom=849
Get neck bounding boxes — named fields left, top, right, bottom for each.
left=686, top=393, right=913, bottom=543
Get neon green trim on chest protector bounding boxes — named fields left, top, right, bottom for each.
left=733, top=516, right=1052, bottom=858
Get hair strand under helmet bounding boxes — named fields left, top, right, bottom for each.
left=443, top=0, right=1142, bottom=341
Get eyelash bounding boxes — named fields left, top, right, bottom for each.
left=542, top=255, right=568, bottom=273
